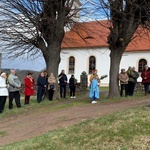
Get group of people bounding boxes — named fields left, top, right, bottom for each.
left=36, top=69, right=77, bottom=103
left=0, top=65, right=149, bottom=113
left=0, top=69, right=22, bottom=113
left=0, top=69, right=77, bottom=113
left=119, top=65, right=150, bottom=97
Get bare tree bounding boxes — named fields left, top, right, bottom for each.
left=0, top=0, right=80, bottom=76
left=95, top=0, right=150, bottom=98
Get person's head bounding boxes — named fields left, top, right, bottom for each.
left=61, top=70, right=65, bottom=74
left=144, top=65, right=149, bottom=71
left=40, top=71, right=45, bottom=77
left=121, top=68, right=126, bottom=73
left=50, top=72, right=54, bottom=76
left=27, top=73, right=32, bottom=78
left=43, top=70, right=47, bottom=76
left=132, top=67, right=135, bottom=71
left=10, top=69, right=16, bottom=75
left=71, top=74, right=74, bottom=78
left=1, top=72, right=7, bottom=79
left=93, top=69, right=98, bottom=74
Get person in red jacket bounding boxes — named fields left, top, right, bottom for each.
left=141, top=65, right=150, bottom=96
left=24, top=73, right=35, bottom=104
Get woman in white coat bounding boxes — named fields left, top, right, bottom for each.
left=0, top=72, right=8, bottom=113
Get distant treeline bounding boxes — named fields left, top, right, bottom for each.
left=1, top=68, right=40, bottom=84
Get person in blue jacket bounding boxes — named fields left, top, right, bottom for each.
left=37, top=71, right=47, bottom=103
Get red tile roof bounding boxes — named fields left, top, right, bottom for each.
left=62, top=20, right=150, bottom=52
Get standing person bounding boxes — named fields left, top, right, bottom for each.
left=69, top=75, right=77, bottom=98
left=119, top=68, right=129, bottom=97
left=58, top=70, right=68, bottom=98
left=37, top=71, right=47, bottom=103
left=8, top=69, right=22, bottom=109
left=24, top=73, right=35, bottom=105
left=89, top=69, right=100, bottom=104
left=42, top=70, right=48, bottom=100
left=141, top=65, right=150, bottom=96
left=48, top=72, right=56, bottom=101
left=0, top=72, right=8, bottom=113
left=127, top=67, right=139, bottom=96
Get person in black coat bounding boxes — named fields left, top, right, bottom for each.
left=69, top=75, right=77, bottom=98
left=37, top=71, right=47, bottom=103
left=58, top=70, right=68, bottom=98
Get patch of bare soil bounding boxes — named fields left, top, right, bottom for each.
left=0, top=94, right=149, bottom=146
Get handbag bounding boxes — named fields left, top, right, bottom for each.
left=50, top=84, right=55, bottom=89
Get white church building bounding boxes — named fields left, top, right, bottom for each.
left=59, top=21, right=150, bottom=86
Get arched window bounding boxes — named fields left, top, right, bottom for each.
left=69, top=56, right=75, bottom=74
left=138, top=59, right=147, bottom=72
left=89, top=56, right=96, bottom=74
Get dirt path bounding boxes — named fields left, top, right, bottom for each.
left=0, top=97, right=149, bottom=146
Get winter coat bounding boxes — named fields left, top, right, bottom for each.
left=127, top=70, right=139, bottom=83
left=0, top=76, right=8, bottom=96
left=69, top=77, right=76, bottom=88
left=37, top=75, right=47, bottom=89
left=8, top=73, right=21, bottom=92
left=119, top=72, right=129, bottom=84
left=24, top=76, right=35, bottom=96
left=48, top=75, right=56, bottom=90
left=58, top=73, right=68, bottom=86
left=141, top=69, right=150, bottom=84
left=89, top=74, right=100, bottom=83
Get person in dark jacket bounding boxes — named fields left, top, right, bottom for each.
left=69, top=75, right=77, bottom=98
left=127, top=66, right=139, bottom=96
left=141, top=65, right=150, bottom=96
left=37, top=71, right=47, bottom=103
left=58, top=70, right=68, bottom=98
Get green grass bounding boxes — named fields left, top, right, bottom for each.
left=0, top=131, right=7, bottom=137
left=1, top=106, right=150, bottom=150
left=0, top=88, right=148, bottom=119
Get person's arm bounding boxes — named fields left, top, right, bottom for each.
left=0, top=79, right=7, bottom=88
left=8, top=76, right=20, bottom=88
left=89, top=75, right=93, bottom=82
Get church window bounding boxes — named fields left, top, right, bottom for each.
left=89, top=56, right=96, bottom=74
left=138, top=59, right=147, bottom=72
left=69, top=56, right=75, bottom=74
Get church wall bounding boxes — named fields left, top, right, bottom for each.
left=59, top=48, right=150, bottom=86
left=59, top=47, right=110, bottom=86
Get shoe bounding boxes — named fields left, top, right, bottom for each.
left=91, top=101, right=97, bottom=104
left=73, top=96, right=76, bottom=98
left=70, top=96, right=73, bottom=98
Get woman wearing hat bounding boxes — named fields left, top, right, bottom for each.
left=0, top=72, right=8, bottom=113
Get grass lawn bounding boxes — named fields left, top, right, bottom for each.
left=0, top=88, right=149, bottom=149
left=1, top=106, right=150, bottom=150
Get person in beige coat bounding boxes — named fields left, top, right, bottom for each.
left=119, top=69, right=129, bottom=97
left=48, top=72, right=56, bottom=101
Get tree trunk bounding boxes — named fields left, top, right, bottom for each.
left=42, top=42, right=61, bottom=99
left=108, top=48, right=124, bottom=98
